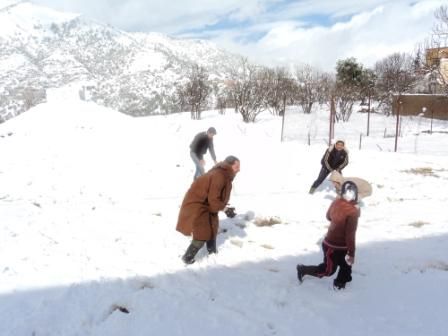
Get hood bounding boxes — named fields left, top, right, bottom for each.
left=329, top=171, right=344, bottom=184
left=213, top=162, right=236, bottom=180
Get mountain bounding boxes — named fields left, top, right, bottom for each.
left=0, top=1, right=241, bottom=121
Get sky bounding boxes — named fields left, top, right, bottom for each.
left=0, top=85, right=447, bottom=335
left=28, top=0, right=446, bottom=71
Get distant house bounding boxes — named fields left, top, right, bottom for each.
left=425, top=47, right=448, bottom=83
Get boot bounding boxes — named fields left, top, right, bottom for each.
left=182, top=242, right=202, bottom=265
left=333, top=279, right=346, bottom=290
left=296, top=264, right=305, bottom=283
left=206, top=239, right=217, bottom=254
left=296, top=264, right=318, bottom=283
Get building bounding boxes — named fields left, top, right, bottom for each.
left=425, top=47, right=448, bottom=83
left=393, top=94, right=448, bottom=120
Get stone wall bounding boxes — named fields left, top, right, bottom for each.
left=392, top=94, right=448, bottom=120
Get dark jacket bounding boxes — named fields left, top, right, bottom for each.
left=176, top=162, right=234, bottom=241
left=321, top=145, right=348, bottom=171
left=190, top=132, right=216, bottom=161
left=323, top=198, right=359, bottom=257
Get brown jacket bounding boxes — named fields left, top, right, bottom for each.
left=176, top=162, right=234, bottom=240
left=324, top=198, right=359, bottom=257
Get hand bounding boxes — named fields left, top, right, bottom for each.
left=345, top=255, right=355, bottom=265
left=224, top=206, right=236, bottom=218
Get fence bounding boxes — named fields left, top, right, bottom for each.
left=281, top=105, right=448, bottom=155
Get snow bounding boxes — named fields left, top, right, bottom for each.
left=128, top=50, right=168, bottom=73
left=0, top=53, right=28, bottom=72
left=0, top=2, right=79, bottom=39
left=0, top=87, right=447, bottom=336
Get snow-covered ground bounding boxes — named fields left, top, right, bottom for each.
left=0, top=87, right=447, bottom=336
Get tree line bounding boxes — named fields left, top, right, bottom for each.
left=175, top=5, right=448, bottom=123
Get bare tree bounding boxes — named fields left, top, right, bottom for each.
left=211, top=82, right=227, bottom=115
left=177, top=64, right=211, bottom=120
left=23, top=87, right=46, bottom=111
left=293, top=64, right=328, bottom=114
left=226, top=57, right=269, bottom=123
left=264, top=66, right=294, bottom=116
left=374, top=53, right=417, bottom=114
left=432, top=5, right=448, bottom=94
left=433, top=5, right=448, bottom=41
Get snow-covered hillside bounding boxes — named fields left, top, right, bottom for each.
left=0, top=1, right=240, bottom=120
left=0, top=87, right=447, bottom=335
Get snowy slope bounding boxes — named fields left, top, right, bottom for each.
left=0, top=87, right=447, bottom=335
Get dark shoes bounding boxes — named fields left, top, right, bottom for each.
left=296, top=264, right=305, bottom=283
left=182, top=253, right=196, bottom=265
left=206, top=239, right=217, bottom=254
left=333, top=280, right=346, bottom=290
left=181, top=243, right=201, bottom=265
left=297, top=265, right=349, bottom=289
left=182, top=239, right=218, bottom=265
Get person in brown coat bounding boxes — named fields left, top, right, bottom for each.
left=176, top=155, right=240, bottom=264
left=297, top=181, right=360, bottom=289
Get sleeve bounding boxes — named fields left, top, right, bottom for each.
left=326, top=202, right=333, bottom=221
left=345, top=214, right=358, bottom=257
left=208, top=139, right=216, bottom=161
left=207, top=173, right=227, bottom=213
left=322, top=149, right=332, bottom=171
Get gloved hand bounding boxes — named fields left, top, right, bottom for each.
left=224, top=206, right=236, bottom=218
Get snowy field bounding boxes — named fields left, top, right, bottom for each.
left=0, top=87, right=447, bottom=336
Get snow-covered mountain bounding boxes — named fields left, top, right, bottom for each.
left=0, top=1, right=241, bottom=120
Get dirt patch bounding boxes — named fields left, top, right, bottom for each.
left=402, top=167, right=447, bottom=178
left=408, top=221, right=430, bottom=228
left=253, top=216, right=282, bottom=227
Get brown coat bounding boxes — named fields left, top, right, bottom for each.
left=324, top=198, right=359, bottom=257
left=176, top=162, right=234, bottom=241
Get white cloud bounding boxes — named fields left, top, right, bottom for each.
left=30, top=0, right=447, bottom=71
left=31, top=0, right=266, bottom=32
left=211, top=1, right=446, bottom=71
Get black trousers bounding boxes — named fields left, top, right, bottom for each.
left=311, top=167, right=331, bottom=189
left=301, top=242, right=352, bottom=284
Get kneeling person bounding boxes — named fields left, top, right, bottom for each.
left=297, top=181, right=360, bottom=289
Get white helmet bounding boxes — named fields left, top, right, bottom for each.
left=341, top=181, right=358, bottom=202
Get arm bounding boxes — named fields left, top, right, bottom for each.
left=208, top=139, right=217, bottom=162
left=345, top=214, right=358, bottom=258
left=207, top=173, right=228, bottom=213
left=326, top=202, right=333, bottom=221
left=322, top=149, right=332, bottom=171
